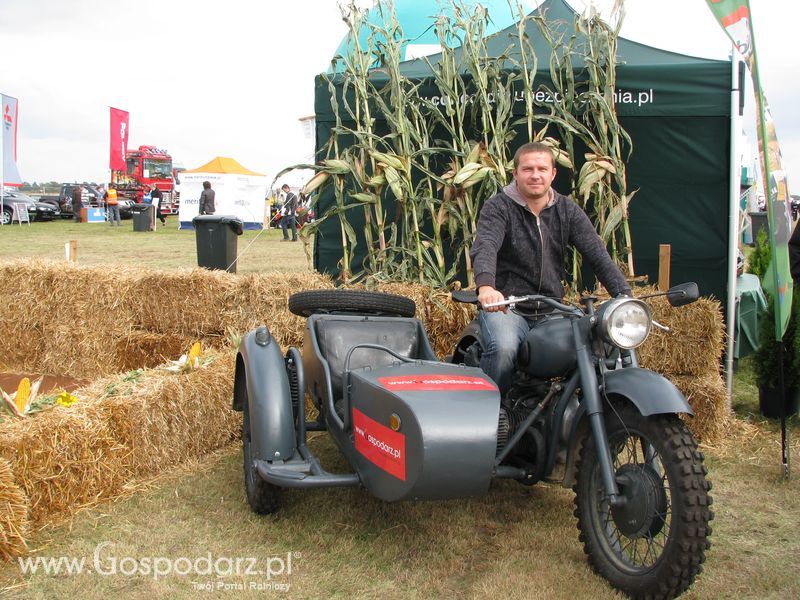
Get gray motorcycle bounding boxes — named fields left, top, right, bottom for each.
left=233, top=283, right=712, bottom=599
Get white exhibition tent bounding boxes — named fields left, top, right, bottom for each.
left=178, top=156, right=267, bottom=230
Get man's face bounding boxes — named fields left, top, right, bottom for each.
left=512, top=151, right=556, bottom=202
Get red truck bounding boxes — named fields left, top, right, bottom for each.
left=110, top=145, right=179, bottom=215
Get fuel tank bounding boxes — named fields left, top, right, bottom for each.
left=347, top=362, right=500, bottom=502
left=517, top=314, right=577, bottom=378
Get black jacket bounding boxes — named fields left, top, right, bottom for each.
left=470, top=186, right=631, bottom=299
left=283, top=192, right=298, bottom=216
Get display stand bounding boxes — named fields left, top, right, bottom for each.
left=12, top=202, right=30, bottom=225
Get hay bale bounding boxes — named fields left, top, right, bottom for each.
left=671, top=373, right=731, bottom=444
left=226, top=272, right=333, bottom=348
left=638, top=295, right=724, bottom=377
left=87, top=351, right=239, bottom=477
left=0, top=406, right=130, bottom=525
left=0, top=458, right=29, bottom=560
left=0, top=349, right=239, bottom=538
left=125, top=269, right=236, bottom=337
left=0, top=260, right=333, bottom=377
left=0, top=260, right=137, bottom=379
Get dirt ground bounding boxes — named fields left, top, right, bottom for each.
left=0, top=372, right=88, bottom=395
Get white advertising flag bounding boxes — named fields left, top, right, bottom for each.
left=1, top=94, right=23, bottom=186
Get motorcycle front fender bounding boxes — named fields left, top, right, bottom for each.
left=601, top=367, right=693, bottom=416
left=233, top=326, right=296, bottom=462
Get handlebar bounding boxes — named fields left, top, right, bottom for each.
left=450, top=290, right=581, bottom=316
left=483, top=294, right=582, bottom=315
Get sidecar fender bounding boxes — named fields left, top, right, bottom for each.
left=601, top=367, right=694, bottom=416
left=233, top=326, right=296, bottom=462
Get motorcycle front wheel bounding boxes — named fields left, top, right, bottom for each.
left=574, top=404, right=712, bottom=599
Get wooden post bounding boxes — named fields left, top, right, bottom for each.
left=65, top=240, right=78, bottom=262
left=658, top=244, right=671, bottom=291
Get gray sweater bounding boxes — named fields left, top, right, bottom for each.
left=470, top=184, right=631, bottom=299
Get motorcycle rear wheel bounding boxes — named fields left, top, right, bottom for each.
left=574, top=404, right=712, bottom=599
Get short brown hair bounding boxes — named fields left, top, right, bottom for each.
left=513, top=142, right=555, bottom=168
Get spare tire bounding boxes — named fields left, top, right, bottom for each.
left=288, top=289, right=416, bottom=318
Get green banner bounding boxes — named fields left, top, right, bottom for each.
left=706, top=0, right=793, bottom=340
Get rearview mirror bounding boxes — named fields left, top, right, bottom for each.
left=666, top=282, right=699, bottom=307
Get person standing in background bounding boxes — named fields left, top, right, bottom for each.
left=96, top=184, right=106, bottom=211
left=151, top=185, right=166, bottom=225
left=72, top=185, right=83, bottom=222
left=106, top=183, right=121, bottom=227
left=198, top=181, right=215, bottom=215
left=280, top=183, right=298, bottom=242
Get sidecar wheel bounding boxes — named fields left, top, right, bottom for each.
left=243, top=396, right=281, bottom=514
left=288, top=289, right=416, bottom=318
left=573, top=404, right=712, bottom=598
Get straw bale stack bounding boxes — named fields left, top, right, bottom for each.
left=671, top=373, right=732, bottom=445
left=0, top=349, right=237, bottom=547
left=0, top=405, right=129, bottom=525
left=86, top=351, right=239, bottom=477
left=0, top=261, right=334, bottom=378
left=126, top=268, right=237, bottom=338
left=638, top=295, right=725, bottom=377
left=0, top=458, right=29, bottom=561
left=226, top=272, right=333, bottom=348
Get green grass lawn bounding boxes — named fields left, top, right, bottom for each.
left=0, top=218, right=313, bottom=274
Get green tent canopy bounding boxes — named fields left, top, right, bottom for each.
left=312, top=0, right=736, bottom=304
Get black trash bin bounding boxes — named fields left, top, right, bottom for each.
left=192, top=215, right=244, bottom=273
left=133, top=206, right=154, bottom=231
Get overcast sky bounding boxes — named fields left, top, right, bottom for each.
left=1, top=0, right=797, bottom=192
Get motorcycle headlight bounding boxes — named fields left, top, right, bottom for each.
left=597, top=298, right=652, bottom=349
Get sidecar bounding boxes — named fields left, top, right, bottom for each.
left=233, top=290, right=502, bottom=512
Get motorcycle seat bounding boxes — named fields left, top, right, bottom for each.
left=311, top=315, right=436, bottom=402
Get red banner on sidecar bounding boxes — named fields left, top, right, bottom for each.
left=353, top=408, right=406, bottom=481
left=377, top=374, right=497, bottom=392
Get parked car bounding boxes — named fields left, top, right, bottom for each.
left=1, top=190, right=61, bottom=224
left=38, top=183, right=101, bottom=218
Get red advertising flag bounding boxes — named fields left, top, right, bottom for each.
left=109, top=107, right=129, bottom=171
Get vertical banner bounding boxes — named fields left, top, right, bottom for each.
left=1, top=94, right=23, bottom=186
left=706, top=0, right=793, bottom=340
left=109, top=107, right=129, bottom=171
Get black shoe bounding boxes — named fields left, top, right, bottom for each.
left=281, top=238, right=290, bottom=242
left=292, top=238, right=298, bottom=242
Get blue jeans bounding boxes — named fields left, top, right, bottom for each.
left=281, top=215, right=297, bottom=240
left=107, top=204, right=121, bottom=224
left=478, top=309, right=532, bottom=394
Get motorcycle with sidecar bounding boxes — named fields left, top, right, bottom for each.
left=233, top=284, right=712, bottom=599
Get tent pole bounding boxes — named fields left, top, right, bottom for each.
left=725, top=50, right=742, bottom=402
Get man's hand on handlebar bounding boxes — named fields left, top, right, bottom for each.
left=477, top=285, right=507, bottom=313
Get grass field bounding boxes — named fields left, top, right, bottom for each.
left=0, top=220, right=798, bottom=599
left=0, top=218, right=313, bottom=273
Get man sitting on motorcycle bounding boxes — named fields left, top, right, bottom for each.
left=470, top=142, right=632, bottom=394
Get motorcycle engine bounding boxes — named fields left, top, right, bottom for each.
left=496, top=406, right=546, bottom=484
